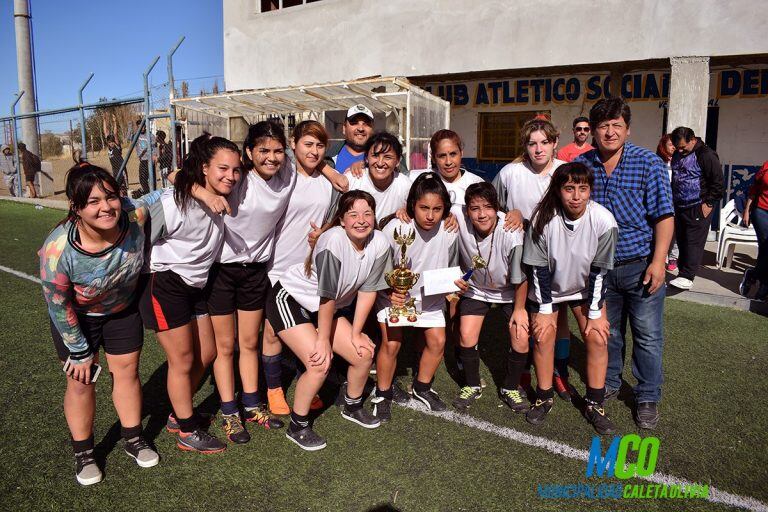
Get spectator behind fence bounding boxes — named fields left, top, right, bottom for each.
left=668, top=127, right=724, bottom=291
left=740, top=161, right=768, bottom=301
left=656, top=134, right=679, bottom=271
left=106, top=135, right=127, bottom=196
left=134, top=121, right=153, bottom=195
left=1, top=145, right=17, bottom=196
left=575, top=98, right=674, bottom=430
left=556, top=116, right=594, bottom=162
left=156, top=131, right=173, bottom=185
left=18, top=142, right=40, bottom=198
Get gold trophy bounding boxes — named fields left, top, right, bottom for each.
left=384, top=227, right=420, bottom=324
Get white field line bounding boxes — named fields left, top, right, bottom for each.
left=0, top=264, right=41, bottom=284
left=402, top=403, right=768, bottom=512
left=0, top=265, right=764, bottom=511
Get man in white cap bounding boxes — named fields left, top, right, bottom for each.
left=326, top=104, right=408, bottom=175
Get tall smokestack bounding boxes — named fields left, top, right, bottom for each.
left=14, top=0, right=40, bottom=157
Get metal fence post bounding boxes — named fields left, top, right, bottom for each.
left=10, top=91, right=24, bottom=197
left=144, top=56, right=159, bottom=191
left=78, top=73, right=94, bottom=159
left=167, top=37, right=185, bottom=177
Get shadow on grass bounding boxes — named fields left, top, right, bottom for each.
left=94, top=362, right=218, bottom=466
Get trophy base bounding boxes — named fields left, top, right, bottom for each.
left=384, top=307, right=420, bottom=327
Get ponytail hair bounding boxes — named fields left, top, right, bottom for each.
left=174, top=133, right=240, bottom=212
left=405, top=171, right=451, bottom=220
left=530, top=162, right=593, bottom=243
left=304, top=190, right=377, bottom=276
left=242, top=120, right=287, bottom=171
left=59, top=161, right=121, bottom=227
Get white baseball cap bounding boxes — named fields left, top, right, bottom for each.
left=346, top=104, right=374, bottom=121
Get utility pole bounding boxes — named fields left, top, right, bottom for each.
left=14, top=0, right=40, bottom=157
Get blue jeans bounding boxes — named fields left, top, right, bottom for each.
left=604, top=259, right=665, bottom=403
left=752, top=207, right=768, bottom=283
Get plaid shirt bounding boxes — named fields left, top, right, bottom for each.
left=575, top=142, right=673, bottom=262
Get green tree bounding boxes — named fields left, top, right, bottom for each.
left=40, top=132, right=63, bottom=159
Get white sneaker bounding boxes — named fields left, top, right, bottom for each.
left=669, top=277, right=693, bottom=290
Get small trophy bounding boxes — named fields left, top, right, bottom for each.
left=445, top=254, right=489, bottom=303
left=462, top=254, right=489, bottom=281
left=384, top=227, right=420, bottom=324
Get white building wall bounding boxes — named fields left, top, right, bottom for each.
left=224, top=0, right=766, bottom=91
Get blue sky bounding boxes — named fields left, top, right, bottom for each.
left=0, top=0, right=223, bottom=112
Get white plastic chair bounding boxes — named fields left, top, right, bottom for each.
left=716, top=199, right=758, bottom=269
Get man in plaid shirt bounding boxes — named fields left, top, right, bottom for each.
left=575, top=98, right=674, bottom=430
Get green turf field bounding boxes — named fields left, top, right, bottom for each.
left=0, top=200, right=766, bottom=512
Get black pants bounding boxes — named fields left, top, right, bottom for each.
left=674, top=204, right=714, bottom=280
left=138, top=160, right=149, bottom=194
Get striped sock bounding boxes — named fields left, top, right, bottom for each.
left=344, top=393, right=363, bottom=412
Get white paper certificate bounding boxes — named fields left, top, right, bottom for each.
left=422, top=266, right=462, bottom=296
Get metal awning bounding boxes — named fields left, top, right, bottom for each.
left=171, top=76, right=433, bottom=119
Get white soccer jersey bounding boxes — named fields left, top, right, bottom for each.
left=492, top=159, right=566, bottom=220
left=219, top=159, right=297, bottom=264
left=376, top=218, right=460, bottom=327
left=452, top=206, right=525, bottom=303
left=279, top=226, right=391, bottom=312
left=147, top=189, right=226, bottom=288
left=268, top=170, right=338, bottom=284
left=410, top=168, right=485, bottom=206
left=523, top=201, right=617, bottom=319
left=345, top=169, right=412, bottom=220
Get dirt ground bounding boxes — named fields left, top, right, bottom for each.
left=0, top=150, right=162, bottom=200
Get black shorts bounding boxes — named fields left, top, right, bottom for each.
left=139, top=271, right=209, bottom=332
left=51, top=301, right=143, bottom=362
left=457, top=296, right=516, bottom=322
left=265, top=282, right=349, bottom=335
left=525, top=299, right=586, bottom=314
left=205, top=261, right=270, bottom=315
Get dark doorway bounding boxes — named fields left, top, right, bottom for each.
left=705, top=104, right=720, bottom=151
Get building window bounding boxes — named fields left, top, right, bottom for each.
left=260, top=0, right=321, bottom=12
left=477, top=111, right=550, bottom=162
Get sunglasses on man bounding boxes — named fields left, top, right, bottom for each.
left=574, top=127, right=591, bottom=132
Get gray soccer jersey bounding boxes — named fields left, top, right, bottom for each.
left=522, top=201, right=617, bottom=319
left=220, top=159, right=297, bottom=264
left=452, top=206, right=525, bottom=303
left=278, top=226, right=391, bottom=312
left=376, top=218, right=460, bottom=324
left=492, top=159, right=565, bottom=220
left=147, top=189, right=226, bottom=288
left=346, top=169, right=412, bottom=220
left=268, top=170, right=338, bottom=285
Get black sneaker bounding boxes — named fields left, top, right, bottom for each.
left=413, top=387, right=448, bottom=412
left=392, top=381, right=411, bottom=404
left=221, top=413, right=251, bottom=444
left=500, top=387, right=529, bottom=413
left=452, top=386, right=482, bottom=411
left=604, top=387, right=620, bottom=402
left=585, top=404, right=617, bottom=435
left=634, top=402, right=660, bottom=430
left=166, top=411, right=212, bottom=433
left=286, top=426, right=327, bottom=451
left=370, top=395, right=392, bottom=422
left=740, top=269, right=756, bottom=297
left=123, top=436, right=160, bottom=467
left=176, top=429, right=226, bottom=453
left=526, top=398, right=554, bottom=425
left=341, top=405, right=381, bottom=429
left=243, top=405, right=285, bottom=430
left=74, top=450, right=103, bottom=486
